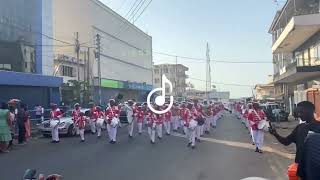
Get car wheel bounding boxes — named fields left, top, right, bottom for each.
left=67, top=125, right=76, bottom=137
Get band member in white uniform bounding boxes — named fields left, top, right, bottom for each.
left=146, top=108, right=156, bottom=144
left=136, top=105, right=145, bottom=135
left=155, top=106, right=164, bottom=139
left=248, top=103, right=266, bottom=153
left=95, top=106, right=105, bottom=138
left=105, top=99, right=120, bottom=144
left=172, top=103, right=180, bottom=131
left=75, top=112, right=86, bottom=142
left=124, top=100, right=134, bottom=138
left=49, top=103, right=63, bottom=143
left=72, top=103, right=81, bottom=135
left=88, top=102, right=97, bottom=134
left=184, top=102, right=196, bottom=149
left=164, top=106, right=172, bottom=135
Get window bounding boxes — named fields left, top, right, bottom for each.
left=154, top=69, right=159, bottom=74
left=62, top=66, right=73, bottom=77
left=154, top=78, right=160, bottom=83
left=164, top=68, right=168, bottom=73
left=0, top=64, right=11, bottom=70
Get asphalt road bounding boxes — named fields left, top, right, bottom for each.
left=0, top=113, right=292, bottom=180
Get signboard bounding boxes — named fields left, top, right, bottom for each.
left=101, top=79, right=123, bottom=89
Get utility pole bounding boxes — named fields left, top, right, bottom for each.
left=75, top=32, right=80, bottom=81
left=206, top=42, right=212, bottom=100
left=95, top=34, right=102, bottom=105
left=175, top=56, right=178, bottom=96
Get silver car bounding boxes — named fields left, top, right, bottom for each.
left=38, top=109, right=91, bottom=137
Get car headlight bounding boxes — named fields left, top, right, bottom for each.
left=58, top=122, right=66, bottom=128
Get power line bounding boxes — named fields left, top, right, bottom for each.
left=188, top=77, right=254, bottom=87
left=154, top=51, right=273, bottom=64
left=132, top=0, right=153, bottom=23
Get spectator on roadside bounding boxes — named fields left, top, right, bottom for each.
left=8, top=105, right=16, bottom=149
left=24, top=105, right=31, bottom=141
left=0, top=102, right=12, bottom=153
left=17, top=103, right=28, bottom=145
left=35, top=105, right=44, bottom=122
left=269, top=101, right=320, bottom=178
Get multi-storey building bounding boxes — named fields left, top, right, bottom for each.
left=153, top=64, right=188, bottom=98
left=269, top=0, right=320, bottom=114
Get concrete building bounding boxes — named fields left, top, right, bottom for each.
left=269, top=0, right=320, bottom=114
left=0, top=0, right=62, bottom=107
left=53, top=0, right=153, bottom=104
left=186, top=89, right=230, bottom=102
left=254, top=84, right=275, bottom=101
left=153, top=64, right=189, bottom=98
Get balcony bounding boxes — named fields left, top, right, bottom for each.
left=270, top=0, right=320, bottom=53
left=274, top=57, right=320, bottom=84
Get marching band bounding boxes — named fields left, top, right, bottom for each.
left=49, top=98, right=226, bottom=148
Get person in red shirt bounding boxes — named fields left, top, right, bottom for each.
left=50, top=103, right=63, bottom=143
left=171, top=103, right=180, bottom=131
left=146, top=108, right=156, bottom=144
left=95, top=106, right=105, bottom=138
left=155, top=106, right=164, bottom=139
left=72, top=103, right=81, bottom=135
left=247, top=103, right=266, bottom=153
left=88, top=102, right=97, bottom=134
left=75, top=112, right=87, bottom=142
left=105, top=99, right=120, bottom=144
left=179, top=103, right=187, bottom=134
left=185, top=102, right=196, bottom=149
left=164, top=105, right=172, bottom=135
left=135, top=105, right=144, bottom=135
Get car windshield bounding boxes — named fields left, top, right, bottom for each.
left=2, top=0, right=317, bottom=180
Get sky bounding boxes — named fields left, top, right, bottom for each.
left=100, top=0, right=285, bottom=98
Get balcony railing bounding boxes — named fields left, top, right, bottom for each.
left=274, top=57, right=320, bottom=77
left=272, top=0, right=319, bottom=43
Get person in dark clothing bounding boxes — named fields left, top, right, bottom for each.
left=17, top=103, right=28, bottom=145
left=269, top=101, right=320, bottom=179
left=297, top=133, right=320, bottom=180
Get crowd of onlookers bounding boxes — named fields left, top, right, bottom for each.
left=0, top=100, right=34, bottom=153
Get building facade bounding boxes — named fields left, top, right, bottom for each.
left=153, top=64, right=189, bottom=97
left=0, top=0, right=62, bottom=107
left=53, top=0, right=153, bottom=104
left=269, top=0, right=320, bottom=114
left=254, top=84, right=275, bottom=101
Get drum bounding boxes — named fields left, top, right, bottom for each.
left=50, top=120, right=60, bottom=128
left=189, top=120, right=198, bottom=130
left=96, top=118, right=104, bottom=128
left=111, top=117, right=119, bottom=128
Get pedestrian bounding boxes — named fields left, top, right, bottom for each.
left=49, top=103, right=63, bottom=143
left=17, top=103, right=28, bottom=145
left=72, top=103, right=81, bottom=135
left=185, top=102, right=196, bottom=149
left=146, top=108, right=156, bottom=144
left=35, top=105, right=43, bottom=122
left=164, top=105, right=172, bottom=135
left=248, top=102, right=266, bottom=153
left=88, top=102, right=97, bottom=134
left=95, top=106, right=105, bottom=138
left=8, top=105, right=15, bottom=149
left=0, top=102, right=12, bottom=153
left=136, top=105, right=144, bottom=135
left=105, top=99, right=120, bottom=144
left=124, top=100, right=134, bottom=138
left=155, top=106, right=164, bottom=139
left=24, top=106, right=31, bottom=141
left=246, top=103, right=255, bottom=145
left=75, top=112, right=86, bottom=142
left=269, top=101, right=320, bottom=179
left=172, top=103, right=180, bottom=131
left=180, top=103, right=187, bottom=134
left=211, top=105, right=217, bottom=128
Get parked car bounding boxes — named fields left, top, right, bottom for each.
left=38, top=108, right=91, bottom=137
left=260, top=103, right=289, bottom=122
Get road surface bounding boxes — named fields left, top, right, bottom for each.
left=0, top=113, right=292, bottom=180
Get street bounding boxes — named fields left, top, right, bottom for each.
left=0, top=113, right=292, bottom=180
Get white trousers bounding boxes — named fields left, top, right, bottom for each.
left=196, top=126, right=201, bottom=139
left=173, top=116, right=179, bottom=130
left=96, top=123, right=102, bottom=137
left=75, top=126, right=80, bottom=135
left=250, top=127, right=254, bottom=143
left=137, top=122, right=143, bottom=134
left=107, top=124, right=117, bottom=141
left=79, top=129, right=85, bottom=140
left=89, top=119, right=96, bottom=133
left=128, top=121, right=134, bottom=136
left=164, top=121, right=171, bottom=134
left=212, top=116, right=217, bottom=127
left=200, top=125, right=204, bottom=136
left=205, top=118, right=211, bottom=131
left=186, top=128, right=196, bottom=146
left=51, top=127, right=59, bottom=141
left=148, top=127, right=156, bottom=143
left=156, top=124, right=163, bottom=138
left=252, top=130, right=264, bottom=149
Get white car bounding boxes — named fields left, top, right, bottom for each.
left=38, top=109, right=91, bottom=137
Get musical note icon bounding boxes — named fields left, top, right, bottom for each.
left=147, top=74, right=174, bottom=114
